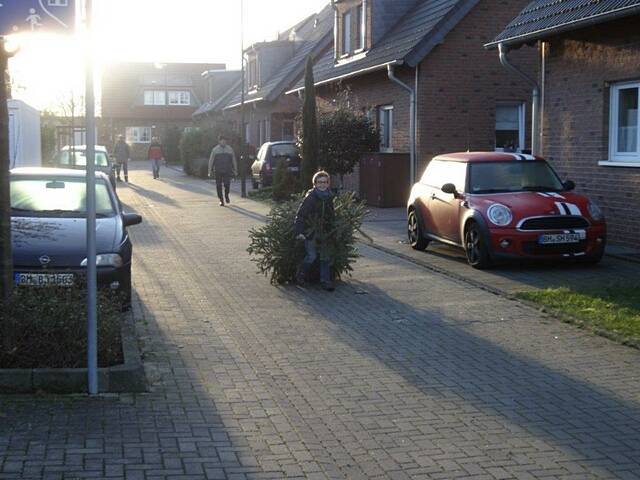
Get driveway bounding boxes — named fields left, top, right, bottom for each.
left=1, top=161, right=639, bottom=480
left=360, top=207, right=640, bottom=296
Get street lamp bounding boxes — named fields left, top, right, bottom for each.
left=239, top=0, right=247, bottom=197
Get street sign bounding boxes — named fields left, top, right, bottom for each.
left=0, top=0, right=76, bottom=36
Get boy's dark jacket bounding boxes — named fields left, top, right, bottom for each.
left=294, top=188, right=335, bottom=240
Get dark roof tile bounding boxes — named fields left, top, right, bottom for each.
left=221, top=4, right=334, bottom=110
left=289, top=0, right=477, bottom=91
left=488, top=0, right=640, bottom=47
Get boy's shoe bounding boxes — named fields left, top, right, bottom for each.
left=124, top=176, right=129, bottom=182
left=219, top=200, right=225, bottom=206
left=321, top=281, right=335, bottom=292
left=117, top=176, right=122, bottom=182
left=225, top=194, right=230, bottom=203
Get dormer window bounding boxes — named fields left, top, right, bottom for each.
left=336, top=1, right=367, bottom=59
left=247, top=56, right=258, bottom=90
left=342, top=11, right=352, bottom=55
left=355, top=3, right=363, bottom=50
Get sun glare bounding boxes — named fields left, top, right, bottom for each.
left=8, top=0, right=328, bottom=113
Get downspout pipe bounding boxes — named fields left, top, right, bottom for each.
left=498, top=43, right=540, bottom=155
left=387, top=64, right=416, bottom=187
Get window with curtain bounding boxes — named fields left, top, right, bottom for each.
left=495, top=103, right=524, bottom=152
left=609, top=82, right=640, bottom=163
left=126, top=127, right=151, bottom=143
left=168, top=91, right=190, bottom=105
left=342, top=10, right=351, bottom=55
left=379, top=105, right=393, bottom=152
left=144, top=90, right=166, bottom=106
left=355, top=3, right=364, bottom=50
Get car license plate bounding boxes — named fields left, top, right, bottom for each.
left=14, top=272, right=75, bottom=287
left=538, top=233, right=582, bottom=244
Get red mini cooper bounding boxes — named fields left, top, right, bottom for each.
left=407, top=152, right=606, bottom=268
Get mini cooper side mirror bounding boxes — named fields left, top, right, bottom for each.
left=441, top=183, right=458, bottom=195
left=563, top=180, right=576, bottom=191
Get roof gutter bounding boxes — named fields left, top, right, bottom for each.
left=387, top=64, right=416, bottom=188
left=286, top=60, right=399, bottom=95
left=224, top=96, right=264, bottom=110
left=498, top=43, right=540, bottom=155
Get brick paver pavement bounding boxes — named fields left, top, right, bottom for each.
left=1, top=162, right=639, bottom=479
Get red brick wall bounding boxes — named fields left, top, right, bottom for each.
left=317, top=0, right=537, bottom=182
left=541, top=16, right=640, bottom=248
left=417, top=0, right=536, bottom=173
left=101, top=62, right=222, bottom=120
left=229, top=95, right=301, bottom=148
left=317, top=67, right=413, bottom=153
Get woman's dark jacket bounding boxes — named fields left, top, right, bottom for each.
left=294, top=188, right=335, bottom=240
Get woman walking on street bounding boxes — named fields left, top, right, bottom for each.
left=147, top=136, right=165, bottom=179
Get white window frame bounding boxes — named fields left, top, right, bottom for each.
left=144, top=90, right=166, bottom=106
left=494, top=102, right=525, bottom=152
left=355, top=2, right=365, bottom=52
left=168, top=90, right=190, bottom=105
left=126, top=127, right=152, bottom=144
left=607, top=80, right=640, bottom=165
left=379, top=105, right=393, bottom=153
left=247, top=57, right=258, bottom=90
left=342, top=10, right=352, bottom=56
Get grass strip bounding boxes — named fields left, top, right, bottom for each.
left=516, top=286, right=640, bottom=348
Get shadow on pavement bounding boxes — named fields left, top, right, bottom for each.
left=226, top=205, right=268, bottom=223
left=283, top=271, right=640, bottom=477
left=123, top=182, right=180, bottom=207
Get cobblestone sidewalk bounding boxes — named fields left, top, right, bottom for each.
left=1, top=163, right=639, bottom=480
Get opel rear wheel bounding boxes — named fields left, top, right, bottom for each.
left=464, top=222, right=492, bottom=269
left=408, top=210, right=429, bottom=251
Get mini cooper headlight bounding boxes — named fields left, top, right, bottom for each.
left=587, top=201, right=604, bottom=221
left=487, top=204, right=513, bottom=226
left=81, top=254, right=123, bottom=268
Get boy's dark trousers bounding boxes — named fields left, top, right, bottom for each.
left=215, top=173, right=231, bottom=202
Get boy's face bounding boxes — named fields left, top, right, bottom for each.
left=314, top=176, right=330, bottom=191
left=220, top=138, right=227, bottom=147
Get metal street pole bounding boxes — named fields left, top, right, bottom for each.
left=240, top=0, right=247, bottom=198
left=84, top=0, right=99, bottom=395
left=0, top=38, right=13, bottom=325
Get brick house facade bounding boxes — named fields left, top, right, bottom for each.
left=290, top=0, right=537, bottom=205
left=490, top=1, right=640, bottom=247
left=101, top=62, right=222, bottom=159
left=541, top=18, right=640, bottom=247
left=195, top=6, right=333, bottom=150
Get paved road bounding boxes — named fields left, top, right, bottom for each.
left=360, top=209, right=640, bottom=296
left=1, top=162, right=640, bottom=479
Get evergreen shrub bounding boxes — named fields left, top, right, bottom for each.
left=247, top=192, right=370, bottom=285
left=272, top=159, right=302, bottom=202
left=0, top=288, right=123, bottom=368
left=164, top=125, right=182, bottom=164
